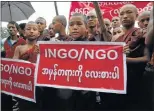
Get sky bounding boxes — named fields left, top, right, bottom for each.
left=2, top=2, right=71, bottom=28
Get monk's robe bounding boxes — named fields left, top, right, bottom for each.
left=37, top=32, right=51, bottom=41
left=88, top=30, right=112, bottom=41
left=88, top=31, right=102, bottom=41
left=114, top=27, right=146, bottom=109
left=149, top=52, right=154, bottom=66
left=142, top=43, right=154, bottom=110
left=116, top=27, right=145, bottom=57
left=57, top=35, right=70, bottom=41
left=4, top=37, right=26, bottom=58
left=17, top=45, right=43, bottom=110
left=19, top=45, right=38, bottom=63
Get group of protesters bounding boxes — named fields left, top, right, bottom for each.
left=1, top=2, right=154, bottom=111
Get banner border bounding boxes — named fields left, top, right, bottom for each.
left=1, top=58, right=33, bottom=64
left=1, top=91, right=36, bottom=103
left=35, top=41, right=127, bottom=94
left=37, top=41, right=126, bottom=45
left=1, top=58, right=36, bottom=102
left=36, top=83, right=126, bottom=94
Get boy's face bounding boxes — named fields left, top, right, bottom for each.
left=35, top=19, right=46, bottom=32
left=52, top=19, right=62, bottom=33
left=113, top=27, right=124, bottom=37
left=138, top=15, right=150, bottom=28
left=104, top=19, right=111, bottom=31
left=25, top=24, right=40, bottom=41
left=112, top=17, right=121, bottom=28
left=119, top=5, right=138, bottom=28
left=87, top=12, right=98, bottom=28
left=48, top=24, right=55, bottom=37
left=69, top=16, right=87, bottom=39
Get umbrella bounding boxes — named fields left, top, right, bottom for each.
left=1, top=1, right=35, bottom=22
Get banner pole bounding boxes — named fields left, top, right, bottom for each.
left=93, top=2, right=109, bottom=41
left=54, top=1, right=59, bottom=16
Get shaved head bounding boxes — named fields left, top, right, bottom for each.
left=112, top=16, right=120, bottom=20
left=26, top=21, right=37, bottom=25
left=138, top=11, right=150, bottom=28
left=35, top=17, right=46, bottom=24
left=25, top=21, right=38, bottom=29
left=138, top=11, right=150, bottom=21
left=119, top=4, right=138, bottom=29
left=104, top=18, right=111, bottom=31
left=87, top=9, right=97, bottom=17
left=52, top=15, right=67, bottom=28
left=35, top=17, right=46, bottom=32
left=25, top=21, right=40, bottom=41
left=112, top=16, right=121, bottom=28
left=104, top=18, right=111, bottom=24
left=120, top=4, right=138, bottom=14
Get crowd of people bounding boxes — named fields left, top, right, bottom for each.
left=1, top=3, right=154, bottom=111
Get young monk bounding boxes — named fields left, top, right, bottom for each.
left=52, top=15, right=69, bottom=41
left=48, top=23, right=56, bottom=39
left=69, top=13, right=88, bottom=41
left=137, top=11, right=150, bottom=38
left=111, top=16, right=121, bottom=29
left=111, top=27, right=124, bottom=41
left=138, top=11, right=150, bottom=29
left=13, top=21, right=40, bottom=63
left=69, top=13, right=97, bottom=110
left=104, top=18, right=112, bottom=32
left=113, top=4, right=149, bottom=110
left=35, top=17, right=50, bottom=41
left=13, top=21, right=43, bottom=111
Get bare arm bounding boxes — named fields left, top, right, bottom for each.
left=13, top=46, right=20, bottom=59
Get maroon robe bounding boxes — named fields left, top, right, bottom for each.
left=115, top=27, right=145, bottom=58
left=17, top=45, right=43, bottom=111
left=113, top=27, right=146, bottom=109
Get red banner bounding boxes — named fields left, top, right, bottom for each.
left=1, top=58, right=36, bottom=102
left=36, top=42, right=127, bottom=94
left=69, top=1, right=152, bottom=20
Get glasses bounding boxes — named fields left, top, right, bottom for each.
left=87, top=16, right=97, bottom=20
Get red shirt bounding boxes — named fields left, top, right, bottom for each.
left=4, top=36, right=26, bottom=58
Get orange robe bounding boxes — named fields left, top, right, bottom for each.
left=19, top=45, right=38, bottom=63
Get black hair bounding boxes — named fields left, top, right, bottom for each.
left=8, top=21, right=20, bottom=31
left=19, top=23, right=26, bottom=30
